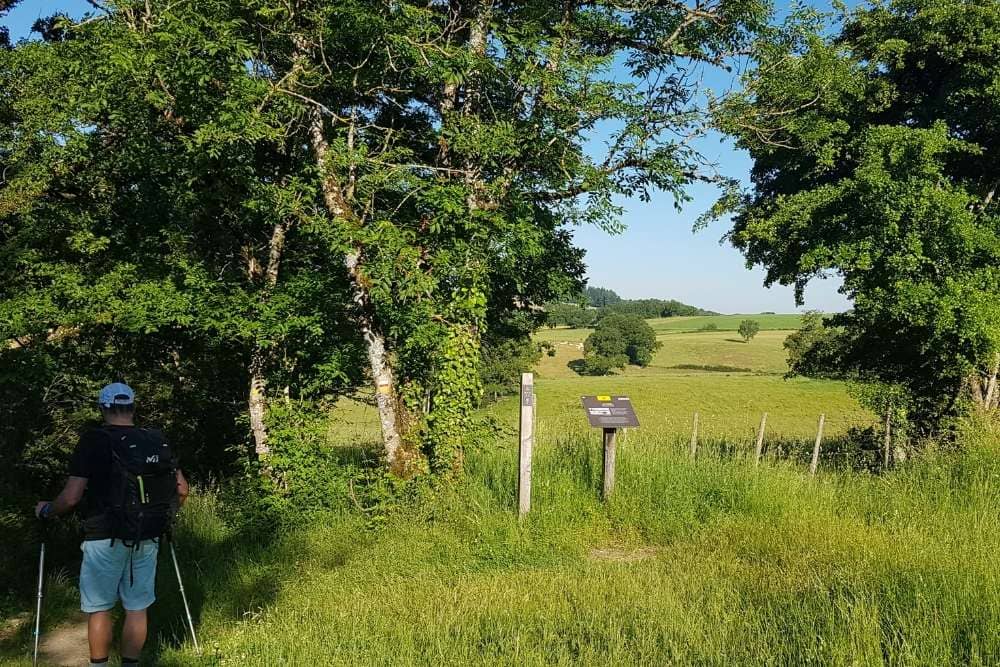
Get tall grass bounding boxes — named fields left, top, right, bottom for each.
left=139, top=419, right=1000, bottom=665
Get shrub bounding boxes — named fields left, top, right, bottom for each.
left=580, top=353, right=629, bottom=375
left=480, top=337, right=544, bottom=401
left=579, top=314, right=661, bottom=374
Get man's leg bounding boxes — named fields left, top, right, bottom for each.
left=80, top=540, right=127, bottom=664
left=87, top=610, right=113, bottom=663
left=121, top=609, right=147, bottom=663
left=118, top=540, right=159, bottom=663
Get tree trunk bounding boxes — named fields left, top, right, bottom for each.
left=984, top=353, right=999, bottom=410
left=248, top=220, right=289, bottom=459
left=305, top=107, right=410, bottom=474
left=249, top=349, right=269, bottom=457
left=883, top=411, right=892, bottom=471
left=970, top=353, right=1000, bottom=412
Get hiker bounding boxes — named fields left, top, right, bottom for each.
left=35, top=382, right=189, bottom=667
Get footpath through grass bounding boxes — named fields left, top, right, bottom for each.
left=132, top=420, right=1000, bottom=665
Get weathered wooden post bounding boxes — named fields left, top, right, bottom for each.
left=689, top=412, right=699, bottom=459
left=883, top=411, right=892, bottom=470
left=754, top=412, right=768, bottom=466
left=518, top=373, right=534, bottom=517
left=602, top=428, right=617, bottom=501
left=809, top=414, right=825, bottom=476
left=581, top=395, right=639, bottom=501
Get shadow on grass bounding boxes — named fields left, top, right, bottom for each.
left=567, top=359, right=596, bottom=376
left=2, top=446, right=379, bottom=665
left=0, top=515, right=290, bottom=665
left=0, top=517, right=84, bottom=662
left=669, top=364, right=753, bottom=373
left=147, top=445, right=378, bottom=663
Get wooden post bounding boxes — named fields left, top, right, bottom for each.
left=689, top=412, right=699, bottom=459
left=518, top=373, right=534, bottom=517
left=754, top=412, right=768, bottom=466
left=602, top=427, right=617, bottom=500
left=809, top=414, right=825, bottom=476
left=883, top=411, right=892, bottom=470
left=533, top=389, right=538, bottom=443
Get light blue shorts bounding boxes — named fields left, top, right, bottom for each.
left=80, top=539, right=159, bottom=613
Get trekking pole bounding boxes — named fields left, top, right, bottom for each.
left=167, top=533, right=200, bottom=653
left=33, top=519, right=47, bottom=667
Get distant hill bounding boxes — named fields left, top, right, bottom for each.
left=545, top=287, right=717, bottom=327
left=583, top=287, right=716, bottom=318
left=599, top=298, right=718, bottom=319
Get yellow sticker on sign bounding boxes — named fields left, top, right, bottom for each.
left=596, top=395, right=611, bottom=401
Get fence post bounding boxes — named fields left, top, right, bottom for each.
left=883, top=411, right=892, bottom=470
left=518, top=373, right=534, bottom=517
left=602, top=427, right=617, bottom=500
left=809, top=414, right=825, bottom=476
left=754, top=412, right=768, bottom=466
left=689, top=412, right=699, bottom=459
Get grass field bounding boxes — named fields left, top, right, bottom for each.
left=645, top=313, right=807, bottom=332
left=322, top=316, right=867, bottom=447
left=535, top=328, right=792, bottom=377
left=530, top=314, right=865, bottom=444
left=127, top=421, right=1000, bottom=664
left=11, top=315, right=997, bottom=665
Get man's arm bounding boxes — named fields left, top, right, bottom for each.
left=176, top=469, right=190, bottom=507
left=35, top=476, right=87, bottom=518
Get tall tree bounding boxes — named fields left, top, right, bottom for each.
left=3, top=0, right=769, bottom=480
left=0, top=4, right=365, bottom=481
left=244, top=0, right=768, bottom=472
left=716, top=0, right=1000, bottom=434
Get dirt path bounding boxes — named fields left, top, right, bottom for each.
left=37, top=613, right=89, bottom=666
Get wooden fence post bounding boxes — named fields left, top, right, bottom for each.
left=689, top=412, right=699, bottom=459
left=809, top=414, right=825, bottom=476
left=883, top=411, right=892, bottom=470
left=754, top=412, right=768, bottom=466
left=602, top=427, right=617, bottom=500
left=518, top=373, right=534, bottom=517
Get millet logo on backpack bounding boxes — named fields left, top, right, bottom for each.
left=146, top=455, right=160, bottom=463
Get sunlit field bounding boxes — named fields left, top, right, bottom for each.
left=11, top=315, right=998, bottom=666
left=144, top=419, right=1000, bottom=666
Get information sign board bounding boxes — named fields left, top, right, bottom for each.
left=580, top=395, right=639, bottom=429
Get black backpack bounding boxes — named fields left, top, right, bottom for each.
left=102, top=428, right=179, bottom=545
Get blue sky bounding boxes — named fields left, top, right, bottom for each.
left=2, top=1, right=852, bottom=314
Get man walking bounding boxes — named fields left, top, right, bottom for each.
left=36, top=382, right=189, bottom=667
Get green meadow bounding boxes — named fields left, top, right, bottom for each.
left=158, top=420, right=1000, bottom=665
left=8, top=315, right=1000, bottom=665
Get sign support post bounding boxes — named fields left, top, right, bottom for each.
left=602, top=427, right=617, bottom=500
left=518, top=373, right=534, bottom=517
left=810, top=413, right=825, bottom=476
left=581, top=395, right=639, bottom=502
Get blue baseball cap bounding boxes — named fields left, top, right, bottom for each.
left=98, top=382, right=135, bottom=408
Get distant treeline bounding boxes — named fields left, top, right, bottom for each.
left=545, top=287, right=716, bottom=328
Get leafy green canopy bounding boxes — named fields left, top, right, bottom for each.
left=602, top=298, right=716, bottom=319
left=0, top=2, right=368, bottom=488
left=717, top=0, right=1000, bottom=434
left=2, top=0, right=771, bottom=486
left=737, top=319, right=759, bottom=343
left=584, top=286, right=621, bottom=308
left=582, top=313, right=661, bottom=374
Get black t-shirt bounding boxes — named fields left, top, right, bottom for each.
left=68, top=425, right=173, bottom=540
